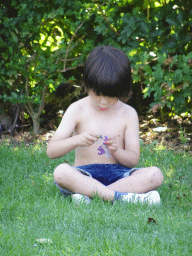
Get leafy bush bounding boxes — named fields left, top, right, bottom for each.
left=0, top=0, right=191, bottom=134
left=143, top=52, right=192, bottom=114
left=118, top=2, right=192, bottom=115
left=0, top=0, right=97, bottom=134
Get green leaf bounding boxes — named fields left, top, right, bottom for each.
left=174, top=95, right=185, bottom=105
left=11, top=92, right=18, bottom=100
left=10, top=31, right=18, bottom=43
left=157, top=53, right=167, bottom=65
left=144, top=65, right=152, bottom=75
left=21, top=3, right=27, bottom=10
left=177, top=11, right=183, bottom=24
left=166, top=17, right=179, bottom=26
left=174, top=69, right=183, bottom=83
left=132, top=7, right=140, bottom=16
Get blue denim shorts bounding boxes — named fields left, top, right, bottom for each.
left=54, top=164, right=139, bottom=196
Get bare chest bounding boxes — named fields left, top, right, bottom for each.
left=76, top=112, right=126, bottom=139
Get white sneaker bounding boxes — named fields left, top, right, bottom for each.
left=122, top=190, right=161, bottom=205
left=72, top=194, right=91, bottom=204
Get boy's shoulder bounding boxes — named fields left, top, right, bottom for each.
left=67, top=98, right=138, bottom=120
left=119, top=101, right=138, bottom=119
left=67, top=97, right=88, bottom=111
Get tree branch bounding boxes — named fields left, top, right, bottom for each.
left=26, top=53, right=36, bottom=63
left=59, top=63, right=84, bottom=73
left=68, top=34, right=86, bottom=54
left=65, top=57, right=82, bottom=62
left=25, top=76, right=29, bottom=97
left=63, top=22, right=84, bottom=72
left=97, top=4, right=120, bottom=36
left=56, top=56, right=81, bottom=65
left=37, top=85, right=47, bottom=117
left=39, top=7, right=62, bottom=26
left=24, top=103, right=33, bottom=117
left=25, top=76, right=34, bottom=115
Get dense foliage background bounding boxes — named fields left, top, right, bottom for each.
left=0, top=0, right=192, bottom=134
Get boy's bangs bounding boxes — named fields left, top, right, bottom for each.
left=92, top=80, right=129, bottom=98
left=91, top=64, right=131, bottom=98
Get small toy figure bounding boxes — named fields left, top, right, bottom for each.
left=97, top=135, right=111, bottom=158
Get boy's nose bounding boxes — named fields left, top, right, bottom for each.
left=100, top=97, right=108, bottom=105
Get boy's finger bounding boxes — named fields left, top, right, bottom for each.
left=106, top=138, right=115, bottom=144
left=107, top=135, right=120, bottom=140
left=89, top=135, right=98, bottom=142
left=90, top=132, right=99, bottom=139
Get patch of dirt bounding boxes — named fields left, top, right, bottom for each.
left=139, top=114, right=192, bottom=154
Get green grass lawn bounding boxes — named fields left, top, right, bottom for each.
left=0, top=140, right=191, bottom=255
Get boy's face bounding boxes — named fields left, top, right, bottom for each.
left=88, top=90, right=118, bottom=112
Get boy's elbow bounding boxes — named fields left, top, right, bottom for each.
left=131, top=161, right=139, bottom=169
left=129, top=160, right=139, bottom=169
left=131, top=152, right=140, bottom=168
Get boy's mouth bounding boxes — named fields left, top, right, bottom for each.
left=98, top=107, right=108, bottom=111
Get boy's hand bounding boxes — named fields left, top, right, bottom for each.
left=105, top=136, right=120, bottom=154
left=77, top=132, right=99, bottom=147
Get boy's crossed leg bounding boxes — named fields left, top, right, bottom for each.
left=54, top=163, right=164, bottom=202
left=107, top=167, right=164, bottom=194
left=54, top=163, right=115, bottom=201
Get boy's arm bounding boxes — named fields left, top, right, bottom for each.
left=47, top=103, right=98, bottom=159
left=108, top=107, right=140, bottom=168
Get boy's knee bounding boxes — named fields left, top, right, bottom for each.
left=53, top=163, right=70, bottom=182
left=151, top=166, right=164, bottom=186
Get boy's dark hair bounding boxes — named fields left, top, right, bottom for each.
left=83, top=45, right=132, bottom=99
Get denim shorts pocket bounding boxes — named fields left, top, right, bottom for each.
left=77, top=168, right=92, bottom=178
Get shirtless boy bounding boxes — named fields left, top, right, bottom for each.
left=47, top=46, right=164, bottom=204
